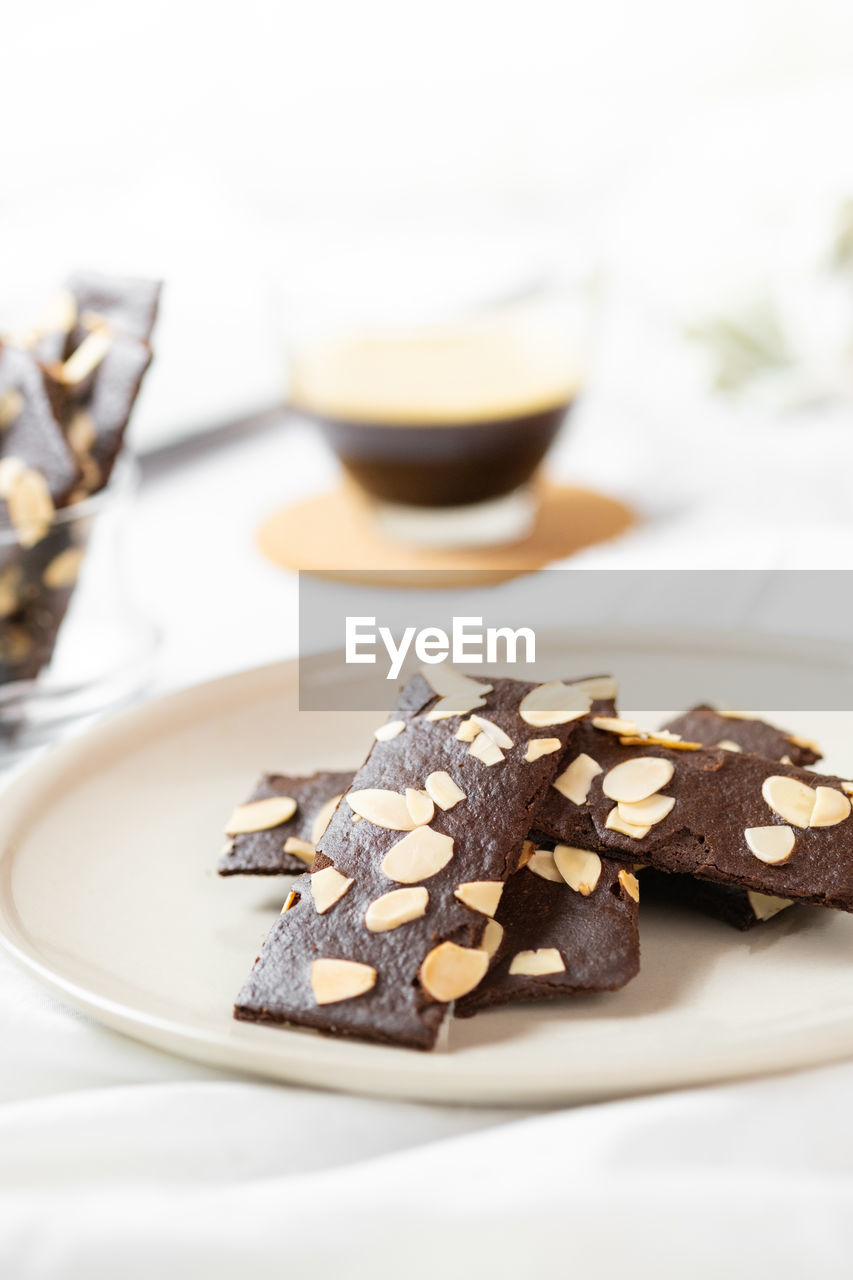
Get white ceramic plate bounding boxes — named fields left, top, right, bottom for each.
left=1, top=638, right=852, bottom=1106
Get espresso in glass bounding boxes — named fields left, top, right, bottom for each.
left=289, top=303, right=581, bottom=545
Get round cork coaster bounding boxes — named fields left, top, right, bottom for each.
left=257, top=479, right=634, bottom=587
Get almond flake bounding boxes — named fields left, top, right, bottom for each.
left=364, top=886, right=428, bottom=932
left=552, top=753, right=602, bottom=804
left=311, top=794, right=343, bottom=845
left=618, top=869, right=641, bottom=902
left=310, top=866, right=354, bottom=913
left=424, top=771, right=466, bottom=811
left=592, top=716, right=639, bottom=735
left=519, top=681, right=591, bottom=727
left=745, top=825, right=795, bottom=864
left=509, top=948, right=565, bottom=977
left=470, top=714, right=514, bottom=749
left=526, top=849, right=563, bottom=882
left=747, top=891, right=794, bottom=921
left=553, top=846, right=602, bottom=895
left=54, top=326, right=112, bottom=386
left=419, top=941, right=489, bottom=1001
left=455, top=718, right=481, bottom=742
left=0, top=388, right=23, bottom=430
left=715, top=739, right=742, bottom=752
left=311, top=958, right=376, bottom=1005
left=469, top=731, right=505, bottom=766
left=454, top=881, right=503, bottom=916
left=226, top=795, right=297, bottom=834
left=761, top=776, right=815, bottom=829
left=283, top=837, right=316, bottom=863
left=571, top=675, right=618, bottom=700
left=405, top=788, right=435, bottom=826
left=810, top=786, right=851, bottom=828
left=42, top=547, right=85, bottom=590
left=280, top=889, right=298, bottom=914
left=381, top=826, right=455, bottom=882
left=346, top=788, right=415, bottom=830
left=602, top=757, right=674, bottom=803
left=524, top=738, right=562, bottom=762
left=616, top=793, right=675, bottom=827
left=517, top=839, right=536, bottom=869
left=374, top=719, right=405, bottom=742
left=618, top=734, right=700, bottom=751
left=605, top=807, right=651, bottom=839
left=481, top=919, right=504, bottom=958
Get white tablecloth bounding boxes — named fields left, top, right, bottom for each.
left=2, top=397, right=852, bottom=1279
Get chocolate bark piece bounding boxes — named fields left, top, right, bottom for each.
left=455, top=843, right=639, bottom=1016
left=64, top=272, right=161, bottom=346
left=0, top=344, right=80, bottom=508
left=219, top=771, right=352, bottom=876
left=660, top=705, right=820, bottom=768
left=534, top=722, right=853, bottom=911
left=235, top=672, right=593, bottom=1049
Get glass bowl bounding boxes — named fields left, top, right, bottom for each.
left=0, top=455, right=159, bottom=761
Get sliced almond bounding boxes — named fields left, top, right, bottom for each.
left=618, top=734, right=700, bottom=751
left=226, top=795, right=297, bottom=834
left=789, top=732, right=821, bottom=754
left=454, top=881, right=503, bottom=916
left=517, top=839, right=536, bottom=869
left=5, top=467, right=55, bottom=548
left=524, top=737, right=562, bottom=762
left=552, top=753, right=602, bottom=805
left=42, top=546, right=85, bottom=590
left=419, top=941, right=489, bottom=1001
left=405, top=788, right=435, bottom=826
left=572, top=675, right=618, bottom=700
left=810, top=786, right=851, bottom=828
left=426, top=691, right=488, bottom=720
left=280, top=889, right=298, bottom=914
left=509, top=948, right=565, bottom=976
left=381, top=826, right=455, bottom=882
left=618, top=869, right=641, bottom=902
left=468, top=731, right=505, bottom=766
left=346, top=788, right=415, bottom=830
left=0, top=388, right=23, bottom=430
left=780, top=755, right=793, bottom=766
left=761, top=776, right=815, bottom=829
left=283, top=837, right=316, bottom=863
left=420, top=664, right=493, bottom=698
left=67, top=409, right=97, bottom=456
left=553, top=846, right=602, bottom=895
left=310, top=866, right=354, bottom=913
left=592, top=716, right=639, bottom=735
left=602, top=757, right=674, bottom=803
left=424, top=771, right=466, bottom=811
left=311, top=958, right=376, bottom=1005
left=605, top=807, right=651, bottom=839
left=747, top=891, right=794, bottom=921
left=0, top=566, right=21, bottom=618
left=364, top=886, right=429, bottom=932
left=526, top=849, right=563, bottom=882
left=311, top=794, right=343, bottom=845
left=617, top=793, right=675, bottom=827
left=54, top=326, right=113, bottom=386
left=519, top=681, right=591, bottom=727
left=481, top=919, right=504, bottom=958
left=374, top=719, right=405, bottom=742
left=842, top=782, right=853, bottom=796
left=455, top=718, right=481, bottom=742
left=715, top=739, right=742, bottom=752
left=745, top=825, right=795, bottom=864
left=470, top=715, right=514, bottom=749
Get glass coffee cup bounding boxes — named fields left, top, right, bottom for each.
left=280, top=238, right=592, bottom=548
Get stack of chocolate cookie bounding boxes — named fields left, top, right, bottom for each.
left=0, top=273, right=161, bottom=683
left=220, top=671, right=847, bottom=1050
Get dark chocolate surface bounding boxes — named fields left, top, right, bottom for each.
left=235, top=674, right=589, bottom=1049
left=660, top=705, right=821, bottom=768
left=218, top=771, right=351, bottom=876
left=0, top=345, right=80, bottom=507
left=534, top=723, right=853, bottom=910
left=457, top=846, right=639, bottom=1015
